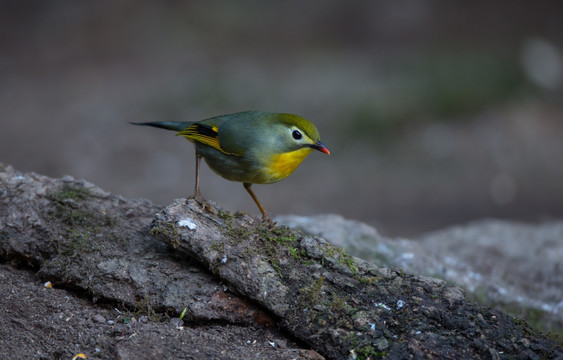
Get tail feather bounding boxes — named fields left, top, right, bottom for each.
left=129, top=121, right=193, bottom=132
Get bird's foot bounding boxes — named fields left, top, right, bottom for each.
left=261, top=215, right=277, bottom=228
left=187, top=194, right=217, bottom=216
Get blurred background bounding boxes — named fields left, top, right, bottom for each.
left=1, top=0, right=562, bottom=237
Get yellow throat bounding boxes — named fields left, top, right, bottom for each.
left=265, top=147, right=314, bottom=183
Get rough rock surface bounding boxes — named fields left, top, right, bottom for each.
left=1, top=163, right=562, bottom=359
left=0, top=164, right=318, bottom=359
left=276, top=214, right=563, bottom=336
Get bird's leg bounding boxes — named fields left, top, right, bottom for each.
left=193, top=152, right=202, bottom=198
left=188, top=152, right=215, bottom=214
left=243, top=183, right=273, bottom=224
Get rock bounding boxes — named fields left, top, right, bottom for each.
left=153, top=200, right=563, bottom=359
left=277, top=214, right=563, bottom=337
left=169, top=317, right=184, bottom=329
left=92, top=314, right=106, bottom=324
left=414, top=221, right=563, bottom=321
left=0, top=164, right=318, bottom=359
left=1, top=163, right=561, bottom=359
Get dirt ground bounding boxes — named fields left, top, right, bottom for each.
left=0, top=265, right=318, bottom=360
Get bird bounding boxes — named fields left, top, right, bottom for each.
left=131, top=111, right=330, bottom=222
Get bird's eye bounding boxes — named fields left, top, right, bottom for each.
left=292, top=130, right=302, bottom=140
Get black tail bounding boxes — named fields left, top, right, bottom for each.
left=130, top=121, right=193, bottom=132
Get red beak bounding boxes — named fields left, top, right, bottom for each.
left=312, top=141, right=330, bottom=155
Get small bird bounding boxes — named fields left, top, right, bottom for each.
left=131, top=111, right=330, bottom=221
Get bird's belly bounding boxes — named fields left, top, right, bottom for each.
left=197, top=145, right=265, bottom=184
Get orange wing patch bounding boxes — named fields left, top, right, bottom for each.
left=176, top=124, right=230, bottom=154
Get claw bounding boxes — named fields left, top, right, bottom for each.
left=187, top=194, right=217, bottom=215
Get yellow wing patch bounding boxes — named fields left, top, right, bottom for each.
left=176, top=124, right=230, bottom=154
left=265, top=147, right=313, bottom=183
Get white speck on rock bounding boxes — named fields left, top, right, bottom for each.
left=178, top=218, right=197, bottom=230
left=374, top=302, right=391, bottom=311
left=396, top=300, right=405, bottom=309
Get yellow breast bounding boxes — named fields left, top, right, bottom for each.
left=264, top=147, right=314, bottom=183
